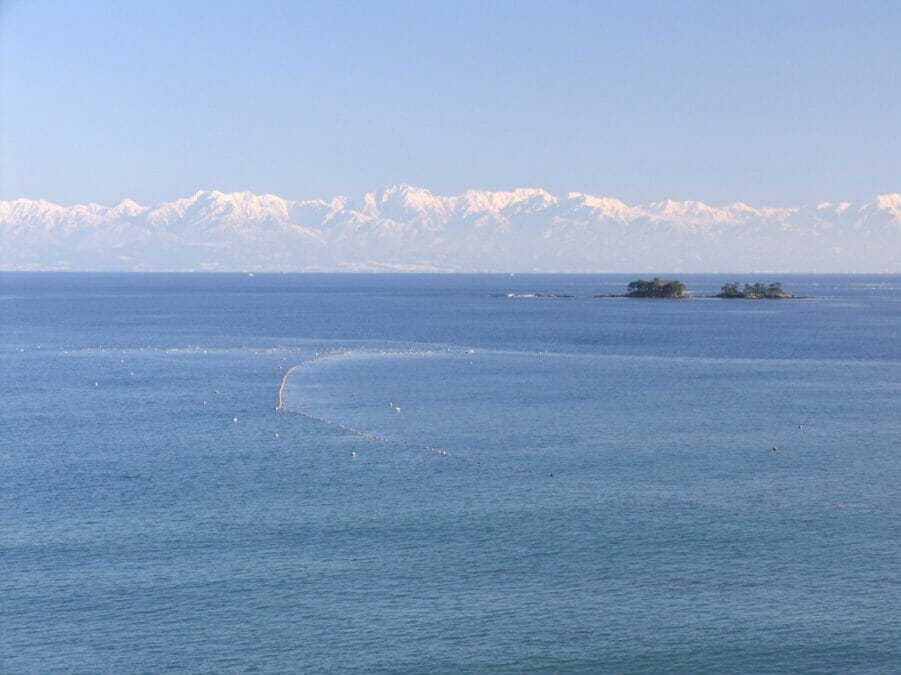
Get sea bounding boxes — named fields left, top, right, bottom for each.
left=1, top=273, right=899, bottom=672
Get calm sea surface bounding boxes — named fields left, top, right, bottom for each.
left=1, top=273, right=899, bottom=672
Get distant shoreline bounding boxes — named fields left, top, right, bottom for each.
left=1, top=270, right=899, bottom=276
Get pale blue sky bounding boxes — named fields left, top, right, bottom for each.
left=1, top=0, right=899, bottom=206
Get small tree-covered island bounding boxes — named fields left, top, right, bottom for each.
left=595, top=277, right=688, bottom=298
left=716, top=282, right=796, bottom=299
left=626, top=278, right=687, bottom=298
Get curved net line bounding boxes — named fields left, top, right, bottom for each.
left=275, top=347, right=550, bottom=474
left=276, top=347, right=435, bottom=411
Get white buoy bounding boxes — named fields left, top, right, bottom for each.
left=274, top=432, right=280, bottom=439
left=233, top=417, right=238, bottom=423
left=351, top=451, right=357, bottom=458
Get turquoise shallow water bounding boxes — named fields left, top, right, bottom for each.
left=1, top=273, right=899, bottom=671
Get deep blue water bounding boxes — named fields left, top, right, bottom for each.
left=1, top=273, right=899, bottom=672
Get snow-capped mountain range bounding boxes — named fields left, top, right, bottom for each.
left=2, top=185, right=899, bottom=272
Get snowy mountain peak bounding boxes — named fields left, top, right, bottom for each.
left=460, top=187, right=556, bottom=215
left=876, top=193, right=901, bottom=223
left=567, top=193, right=634, bottom=220
left=112, top=198, right=146, bottom=217
left=376, top=184, right=449, bottom=212
left=645, top=199, right=751, bottom=224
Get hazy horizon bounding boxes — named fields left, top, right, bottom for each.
left=3, top=183, right=899, bottom=273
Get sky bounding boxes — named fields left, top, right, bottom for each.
left=1, top=0, right=899, bottom=207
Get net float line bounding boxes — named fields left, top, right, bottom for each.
left=276, top=348, right=546, bottom=473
